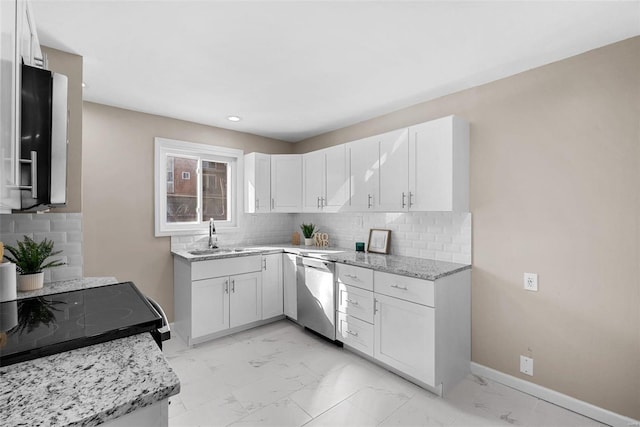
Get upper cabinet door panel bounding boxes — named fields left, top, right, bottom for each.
left=271, top=155, right=302, bottom=212
left=244, top=152, right=271, bottom=213
left=302, top=150, right=325, bottom=212
left=348, top=136, right=379, bottom=211
left=377, top=128, right=409, bottom=212
left=409, top=116, right=469, bottom=212
left=324, top=144, right=348, bottom=212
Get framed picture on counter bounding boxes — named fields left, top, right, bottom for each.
left=367, top=229, right=391, bottom=254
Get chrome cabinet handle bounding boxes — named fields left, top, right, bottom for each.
left=321, top=197, right=325, bottom=208
left=408, top=192, right=414, bottom=208
left=346, top=298, right=359, bottom=306
left=373, top=299, right=378, bottom=315
left=262, top=258, right=267, bottom=270
left=391, top=284, right=408, bottom=291
left=231, top=280, right=235, bottom=293
left=271, top=198, right=275, bottom=209
left=317, top=196, right=320, bottom=209
left=401, top=192, right=406, bottom=208
left=224, top=280, right=229, bottom=294
left=344, top=274, right=359, bottom=280
left=367, top=194, right=373, bottom=209
left=346, top=330, right=359, bottom=337
left=256, top=198, right=259, bottom=209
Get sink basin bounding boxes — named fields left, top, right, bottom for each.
left=188, top=248, right=255, bottom=256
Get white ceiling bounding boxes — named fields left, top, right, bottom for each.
left=32, top=1, right=640, bottom=142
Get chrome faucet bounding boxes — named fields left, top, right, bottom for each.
left=208, top=218, right=218, bottom=249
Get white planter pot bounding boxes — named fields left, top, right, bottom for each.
left=304, top=238, right=314, bottom=246
left=17, top=272, right=44, bottom=291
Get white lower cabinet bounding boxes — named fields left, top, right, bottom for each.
left=192, top=277, right=230, bottom=338
left=335, top=263, right=470, bottom=397
left=174, top=255, right=271, bottom=346
left=261, top=253, right=283, bottom=319
left=229, top=272, right=262, bottom=328
left=373, top=293, right=435, bottom=386
left=283, top=253, right=297, bottom=319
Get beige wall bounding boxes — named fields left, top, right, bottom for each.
left=82, top=102, right=293, bottom=321
left=42, top=46, right=82, bottom=213
left=293, top=37, right=640, bottom=419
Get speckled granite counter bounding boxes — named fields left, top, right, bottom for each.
left=1, top=278, right=181, bottom=426
left=172, top=244, right=470, bottom=280
left=16, top=276, right=119, bottom=300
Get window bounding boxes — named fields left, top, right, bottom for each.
left=155, top=137, right=243, bottom=236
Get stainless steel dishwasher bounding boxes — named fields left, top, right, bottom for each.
left=296, top=256, right=336, bottom=340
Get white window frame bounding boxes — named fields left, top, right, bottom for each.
left=154, top=137, right=244, bottom=237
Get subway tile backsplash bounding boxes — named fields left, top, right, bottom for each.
left=171, top=211, right=471, bottom=264
left=0, top=213, right=83, bottom=283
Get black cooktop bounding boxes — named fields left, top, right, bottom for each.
left=0, top=282, right=162, bottom=367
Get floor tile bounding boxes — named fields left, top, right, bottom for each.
left=229, top=398, right=312, bottom=427
left=166, top=320, right=608, bottom=427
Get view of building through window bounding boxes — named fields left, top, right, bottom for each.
left=166, top=156, right=228, bottom=223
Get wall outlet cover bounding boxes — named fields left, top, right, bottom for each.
left=520, top=355, right=534, bottom=376
left=524, top=272, right=538, bottom=291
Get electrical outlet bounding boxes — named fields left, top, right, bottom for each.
left=524, top=273, right=538, bottom=291
left=520, top=355, right=534, bottom=376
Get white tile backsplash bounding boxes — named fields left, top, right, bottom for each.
left=0, top=213, right=84, bottom=283
left=171, top=211, right=471, bottom=264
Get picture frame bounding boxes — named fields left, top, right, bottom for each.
left=367, top=229, right=391, bottom=254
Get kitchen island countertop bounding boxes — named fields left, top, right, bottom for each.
left=1, top=277, right=180, bottom=426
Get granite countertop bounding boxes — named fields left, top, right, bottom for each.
left=1, top=277, right=181, bottom=426
left=173, top=244, right=471, bottom=281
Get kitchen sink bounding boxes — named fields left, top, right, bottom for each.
left=188, top=248, right=256, bottom=256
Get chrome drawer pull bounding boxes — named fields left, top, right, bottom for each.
left=344, top=274, right=359, bottom=280
left=391, top=284, right=408, bottom=291
left=346, top=299, right=359, bottom=306
left=373, top=299, right=378, bottom=315
left=224, top=280, right=229, bottom=294
left=346, top=330, right=359, bottom=337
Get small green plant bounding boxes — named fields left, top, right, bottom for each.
left=300, top=223, right=317, bottom=239
left=3, top=236, right=65, bottom=275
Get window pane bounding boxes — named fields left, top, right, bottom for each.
left=202, top=160, right=228, bottom=222
left=167, top=156, right=198, bottom=223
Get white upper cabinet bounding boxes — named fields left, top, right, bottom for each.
left=302, top=145, right=348, bottom=212
left=377, top=128, right=409, bottom=211
left=271, top=155, right=302, bottom=212
left=0, top=0, right=20, bottom=213
left=302, top=150, right=325, bottom=212
left=408, top=116, right=469, bottom=212
left=244, top=152, right=271, bottom=213
left=347, top=135, right=379, bottom=211
left=18, top=0, right=43, bottom=67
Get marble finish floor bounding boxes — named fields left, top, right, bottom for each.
left=164, top=320, right=606, bottom=427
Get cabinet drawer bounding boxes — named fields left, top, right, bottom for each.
left=336, top=312, right=373, bottom=357
left=336, top=263, right=373, bottom=291
left=374, top=271, right=434, bottom=307
left=337, top=283, right=374, bottom=323
left=192, top=255, right=262, bottom=281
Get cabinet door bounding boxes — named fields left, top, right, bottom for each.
left=408, top=116, right=469, bottom=212
left=324, top=144, right=348, bottom=212
left=192, top=277, right=229, bottom=339
left=244, top=153, right=271, bottom=213
left=283, top=253, right=297, bottom=319
left=230, top=272, right=262, bottom=328
left=271, top=155, right=302, bottom=212
left=348, top=136, right=379, bottom=211
left=0, top=0, right=20, bottom=213
left=377, top=128, right=409, bottom=211
left=301, top=150, right=325, bottom=212
left=261, top=253, right=283, bottom=319
left=374, top=293, right=435, bottom=387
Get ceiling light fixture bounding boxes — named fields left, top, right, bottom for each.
left=82, top=82, right=87, bottom=88
left=227, top=116, right=241, bottom=122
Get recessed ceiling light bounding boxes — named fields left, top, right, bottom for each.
left=82, top=82, right=87, bottom=88
left=227, top=116, right=241, bottom=122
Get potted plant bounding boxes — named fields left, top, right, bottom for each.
left=3, top=236, right=65, bottom=291
left=300, top=223, right=317, bottom=246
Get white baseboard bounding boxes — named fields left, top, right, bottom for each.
left=470, top=362, right=639, bottom=427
